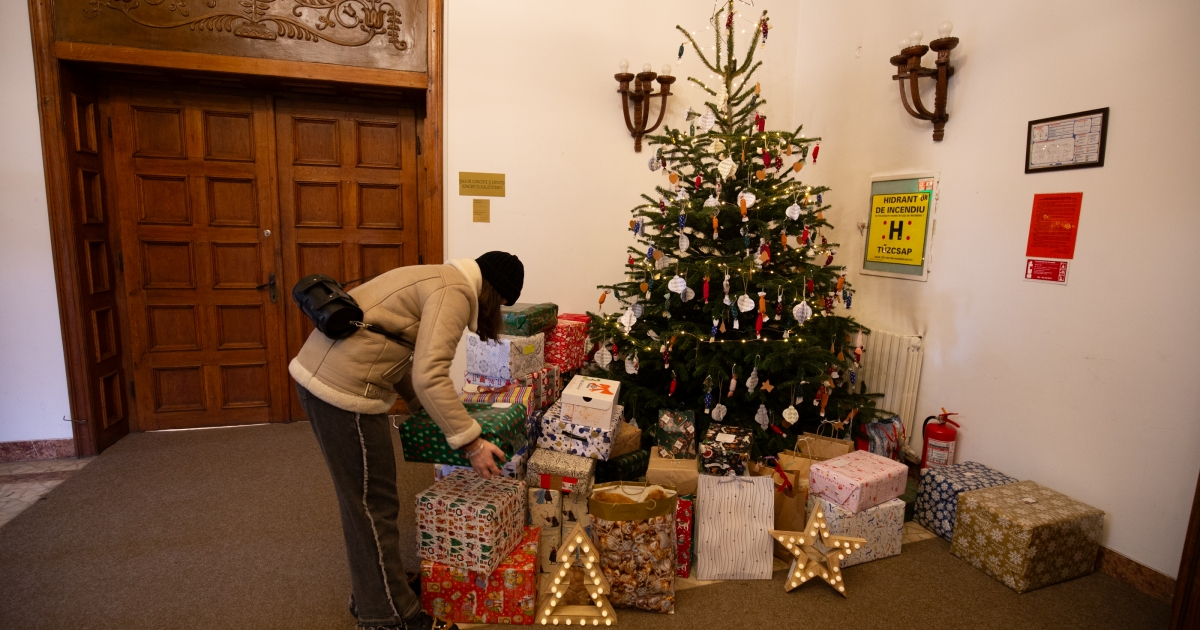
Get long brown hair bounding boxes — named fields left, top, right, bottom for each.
left=476, top=280, right=505, bottom=341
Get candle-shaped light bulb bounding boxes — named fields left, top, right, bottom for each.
left=938, top=21, right=953, bottom=37
left=619, top=59, right=629, bottom=73
left=909, top=29, right=923, bottom=45
left=642, top=63, right=652, bottom=73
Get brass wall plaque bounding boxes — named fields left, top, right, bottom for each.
left=458, top=172, right=505, bottom=197
left=472, top=199, right=491, bottom=223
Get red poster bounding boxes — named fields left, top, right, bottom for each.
left=1024, top=259, right=1069, bottom=284
left=1025, top=193, right=1083, bottom=259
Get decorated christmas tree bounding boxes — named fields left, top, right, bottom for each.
left=589, top=2, right=886, bottom=458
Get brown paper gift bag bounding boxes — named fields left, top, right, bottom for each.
left=609, top=419, right=643, bottom=459
left=751, top=462, right=809, bottom=560
left=797, top=430, right=854, bottom=462
left=645, top=452, right=699, bottom=496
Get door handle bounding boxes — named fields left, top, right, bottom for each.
left=256, top=273, right=278, bottom=303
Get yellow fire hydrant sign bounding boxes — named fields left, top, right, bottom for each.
left=865, top=192, right=930, bottom=266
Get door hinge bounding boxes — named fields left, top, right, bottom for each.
left=416, top=135, right=422, bottom=155
left=129, top=381, right=136, bottom=399
left=117, top=251, right=123, bottom=272
left=107, top=117, right=112, bottom=139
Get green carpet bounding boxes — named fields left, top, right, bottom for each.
left=0, top=423, right=1170, bottom=629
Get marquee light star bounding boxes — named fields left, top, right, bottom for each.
left=769, top=503, right=868, bottom=597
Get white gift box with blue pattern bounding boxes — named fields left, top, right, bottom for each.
left=465, top=332, right=545, bottom=381
left=914, top=461, right=1017, bottom=540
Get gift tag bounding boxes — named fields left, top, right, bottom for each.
left=715, top=432, right=736, bottom=444
left=737, top=294, right=755, bottom=312
left=679, top=233, right=691, bottom=252
left=595, top=345, right=613, bottom=368
left=793, top=301, right=813, bottom=323
left=785, top=203, right=802, bottom=221
left=711, top=403, right=727, bottom=421
left=491, top=402, right=513, bottom=409
left=668, top=275, right=687, bottom=294
left=717, top=157, right=736, bottom=179
left=782, top=406, right=799, bottom=426
left=618, top=309, right=638, bottom=329
left=682, top=287, right=696, bottom=302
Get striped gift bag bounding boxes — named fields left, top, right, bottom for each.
left=694, top=474, right=775, bottom=580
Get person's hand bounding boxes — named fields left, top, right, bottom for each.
left=463, top=438, right=507, bottom=479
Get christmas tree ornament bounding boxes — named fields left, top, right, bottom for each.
left=738, top=190, right=757, bottom=208
left=737, top=293, right=755, bottom=312
left=849, top=368, right=856, bottom=386
left=694, top=175, right=703, bottom=189
left=646, top=245, right=655, bottom=260
left=819, top=385, right=831, bottom=416
left=682, top=286, right=696, bottom=302
left=756, top=169, right=767, bottom=181
left=679, top=233, right=691, bottom=252
left=762, top=380, right=775, bottom=393
left=812, top=142, right=820, bottom=163
left=703, top=276, right=711, bottom=303
left=801, top=224, right=810, bottom=246
left=625, top=354, right=638, bottom=374
left=762, top=148, right=771, bottom=166
left=824, top=293, right=835, bottom=313
left=711, top=214, right=719, bottom=238
left=669, top=371, right=678, bottom=396
left=711, top=399, right=727, bottom=422
left=669, top=172, right=680, bottom=185
left=710, top=318, right=719, bottom=342
left=836, top=275, right=845, bottom=293
left=704, top=378, right=714, bottom=413
left=639, top=281, right=649, bottom=294
left=727, top=371, right=738, bottom=397
left=646, top=330, right=659, bottom=341
left=797, top=381, right=807, bottom=405
left=843, top=289, right=853, bottom=309
left=786, top=202, right=802, bottom=220
left=722, top=272, right=731, bottom=296
left=648, top=155, right=661, bottom=171
left=632, top=301, right=644, bottom=317
left=758, top=238, right=771, bottom=265
left=596, top=344, right=613, bottom=368
left=781, top=231, right=789, bottom=251
left=805, top=277, right=815, bottom=295
left=668, top=275, right=686, bottom=294
left=711, top=139, right=726, bottom=153
left=742, top=228, right=751, bottom=255
left=774, top=155, right=784, bottom=169
left=746, top=365, right=760, bottom=392
left=755, top=81, right=762, bottom=95
left=704, top=194, right=719, bottom=208
left=825, top=251, right=835, bottom=266
left=676, top=187, right=690, bottom=201
left=758, top=291, right=768, bottom=320
left=782, top=405, right=799, bottom=426
left=755, top=404, right=769, bottom=429
left=678, top=209, right=687, bottom=230
left=755, top=312, right=764, bottom=338
left=627, top=254, right=636, bottom=267
left=598, top=290, right=609, bottom=308
left=793, top=160, right=804, bottom=172
left=654, top=249, right=665, bottom=261
left=793, top=300, right=813, bottom=323
left=814, top=384, right=824, bottom=407
left=717, top=156, right=736, bottom=179
left=739, top=196, right=748, bottom=221
left=776, top=287, right=784, bottom=318
left=618, top=309, right=638, bottom=330
left=719, top=319, right=727, bottom=333
left=685, top=106, right=700, bottom=121
left=854, top=331, right=864, bottom=363
left=699, top=110, right=716, bottom=133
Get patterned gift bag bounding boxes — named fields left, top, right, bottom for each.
left=399, top=403, right=527, bottom=466
left=675, top=496, right=694, bottom=578
left=694, top=474, right=774, bottom=580
left=589, top=482, right=678, bottom=613
left=698, top=425, right=753, bottom=476
left=655, top=410, right=697, bottom=459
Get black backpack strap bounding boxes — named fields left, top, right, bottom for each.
left=352, top=321, right=413, bottom=348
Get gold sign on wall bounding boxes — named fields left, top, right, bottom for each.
left=472, top=199, right=491, bottom=223
left=458, top=172, right=505, bottom=197
left=56, top=0, right=429, bottom=73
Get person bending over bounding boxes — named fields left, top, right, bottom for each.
left=290, top=251, right=523, bottom=630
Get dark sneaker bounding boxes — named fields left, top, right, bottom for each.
left=403, top=611, right=457, bottom=630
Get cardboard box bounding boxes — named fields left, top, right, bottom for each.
left=415, top=470, right=526, bottom=575
left=915, top=461, right=1018, bottom=540
left=501, top=302, right=559, bottom=337
left=646, top=452, right=699, bottom=496
left=809, top=450, right=908, bottom=513
left=537, top=400, right=623, bottom=460
left=559, top=375, right=620, bottom=428
left=951, top=481, right=1104, bottom=593
left=421, top=526, right=540, bottom=625
left=808, top=495, right=904, bottom=568
left=400, top=403, right=527, bottom=466
left=466, top=332, right=545, bottom=381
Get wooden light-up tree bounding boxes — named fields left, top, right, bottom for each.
left=769, top=503, right=868, bottom=597
left=536, top=523, right=618, bottom=626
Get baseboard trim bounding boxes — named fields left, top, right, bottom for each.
left=0, top=439, right=76, bottom=462
left=1097, top=546, right=1176, bottom=603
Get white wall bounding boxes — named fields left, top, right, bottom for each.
left=790, top=0, right=1200, bottom=577
left=0, top=1, right=73, bottom=442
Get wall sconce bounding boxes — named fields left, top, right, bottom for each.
left=890, top=22, right=959, bottom=141
left=614, top=60, right=675, bottom=152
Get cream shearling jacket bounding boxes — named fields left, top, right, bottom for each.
left=289, top=259, right=482, bottom=449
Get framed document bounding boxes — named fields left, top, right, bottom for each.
left=860, top=172, right=938, bottom=282
left=1025, top=108, right=1109, bottom=173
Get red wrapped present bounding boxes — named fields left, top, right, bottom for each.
left=421, top=526, right=541, bottom=625
left=465, top=366, right=562, bottom=411
left=675, top=496, right=694, bottom=578
left=545, top=318, right=589, bottom=373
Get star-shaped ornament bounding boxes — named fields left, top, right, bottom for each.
left=761, top=380, right=774, bottom=393
left=770, top=503, right=868, bottom=597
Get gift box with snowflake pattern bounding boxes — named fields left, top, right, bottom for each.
left=915, top=461, right=1017, bottom=541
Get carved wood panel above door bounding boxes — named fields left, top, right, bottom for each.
left=54, top=0, right=428, bottom=73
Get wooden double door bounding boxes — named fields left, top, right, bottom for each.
left=105, top=85, right=420, bottom=430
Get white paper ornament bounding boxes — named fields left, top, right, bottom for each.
left=737, top=294, right=755, bottom=312
left=682, top=287, right=696, bottom=302
left=703, top=195, right=719, bottom=208
left=647, top=330, right=660, bottom=341
left=755, top=404, right=769, bottom=429
left=685, top=106, right=700, bottom=121
left=745, top=367, right=760, bottom=392
left=710, top=140, right=726, bottom=153
left=723, top=295, right=732, bottom=305
left=596, top=346, right=613, bottom=368
left=782, top=406, right=799, bottom=426
left=668, top=275, right=687, bottom=294
left=786, top=203, right=802, bottom=220
left=679, top=233, right=691, bottom=252
left=676, top=188, right=690, bottom=201
left=793, top=301, right=813, bottom=323
left=625, top=356, right=638, bottom=374
left=699, top=111, right=716, bottom=132
left=618, top=309, right=637, bottom=329
left=711, top=403, right=727, bottom=421
left=717, top=157, right=736, bottom=179
left=737, top=191, right=757, bottom=209
left=649, top=156, right=661, bottom=172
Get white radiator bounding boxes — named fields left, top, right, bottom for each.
left=857, top=330, right=925, bottom=440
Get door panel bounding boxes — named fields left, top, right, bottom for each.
left=110, top=87, right=287, bottom=430
left=276, top=99, right=419, bottom=419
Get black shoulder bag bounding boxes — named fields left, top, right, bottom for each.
left=291, top=274, right=409, bottom=346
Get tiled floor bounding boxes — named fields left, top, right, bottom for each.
left=903, top=520, right=939, bottom=544
left=0, top=458, right=93, bottom=528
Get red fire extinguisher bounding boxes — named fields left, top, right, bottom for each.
left=921, top=408, right=960, bottom=469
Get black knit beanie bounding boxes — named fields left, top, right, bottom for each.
left=475, top=251, right=524, bottom=305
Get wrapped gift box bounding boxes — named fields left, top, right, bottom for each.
left=416, top=470, right=526, bottom=575
left=525, top=447, right=596, bottom=497
left=536, top=529, right=562, bottom=574
left=401, top=403, right=527, bottom=466
left=501, top=302, right=559, bottom=337
left=595, top=449, right=650, bottom=484
left=466, top=365, right=563, bottom=413
left=527, top=487, right=563, bottom=535
left=699, top=425, right=753, bottom=477
left=537, top=401, right=623, bottom=460
left=809, top=450, right=908, bottom=513
left=466, top=332, right=545, bottom=381
left=559, top=375, right=621, bottom=429
left=460, top=386, right=536, bottom=422
left=544, top=318, right=589, bottom=373
left=421, top=526, right=540, bottom=625
left=655, top=410, right=697, bottom=459
left=951, top=481, right=1104, bottom=593
left=915, top=461, right=1018, bottom=541
left=675, top=496, right=694, bottom=578
left=562, top=484, right=591, bottom=535
left=646, top=452, right=699, bottom=496
left=609, top=418, right=642, bottom=459
left=808, top=495, right=904, bottom=568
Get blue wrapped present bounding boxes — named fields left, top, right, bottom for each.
left=914, top=461, right=1017, bottom=540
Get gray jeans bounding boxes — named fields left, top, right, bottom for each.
left=296, top=384, right=420, bottom=627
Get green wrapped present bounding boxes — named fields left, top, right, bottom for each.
left=501, top=302, right=559, bottom=336
left=595, top=449, right=651, bottom=483
left=400, top=402, right=527, bottom=466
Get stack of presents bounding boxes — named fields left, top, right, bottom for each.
left=396, top=303, right=1107, bottom=625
